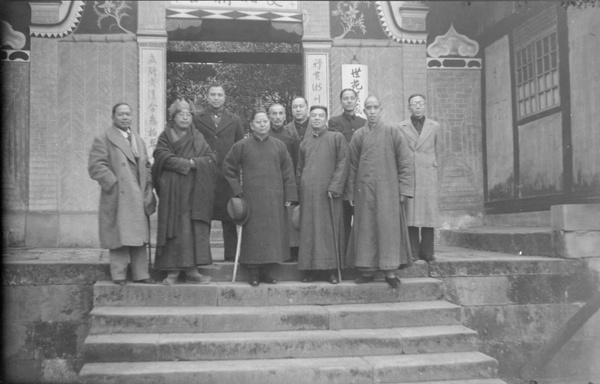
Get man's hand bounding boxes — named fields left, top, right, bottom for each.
left=349, top=200, right=355, bottom=207
left=327, top=191, right=340, bottom=199
left=400, top=195, right=407, bottom=203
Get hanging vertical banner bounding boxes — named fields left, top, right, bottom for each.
left=139, top=47, right=166, bottom=160
left=341, top=64, right=368, bottom=118
left=306, top=53, right=329, bottom=110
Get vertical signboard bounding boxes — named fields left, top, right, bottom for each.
left=139, top=47, right=165, bottom=159
left=306, top=53, right=329, bottom=110
left=341, top=64, right=368, bottom=118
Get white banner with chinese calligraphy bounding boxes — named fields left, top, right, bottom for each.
left=139, top=47, right=166, bottom=160
left=341, top=64, right=368, bottom=118
left=306, top=53, right=329, bottom=111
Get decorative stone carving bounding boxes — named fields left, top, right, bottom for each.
left=2, top=20, right=26, bottom=49
left=427, top=24, right=479, bottom=58
left=29, top=0, right=85, bottom=38
left=375, top=1, right=428, bottom=44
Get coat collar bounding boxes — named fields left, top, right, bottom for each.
left=107, top=125, right=136, bottom=163
left=196, top=108, right=234, bottom=134
left=399, top=117, right=434, bottom=149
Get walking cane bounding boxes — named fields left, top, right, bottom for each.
left=329, top=195, right=343, bottom=282
left=231, top=225, right=243, bottom=282
left=146, top=215, right=153, bottom=270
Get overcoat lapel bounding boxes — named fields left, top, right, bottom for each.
left=197, top=112, right=217, bottom=133
left=415, top=119, right=435, bottom=150
left=399, top=121, right=419, bottom=146
left=214, top=111, right=233, bottom=135
left=107, top=126, right=136, bottom=164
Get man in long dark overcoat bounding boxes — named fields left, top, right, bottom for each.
left=193, top=84, right=245, bottom=261
left=88, top=103, right=156, bottom=285
left=328, top=88, right=367, bottom=255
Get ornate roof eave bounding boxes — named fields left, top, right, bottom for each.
left=30, top=1, right=85, bottom=38
left=375, top=1, right=429, bottom=45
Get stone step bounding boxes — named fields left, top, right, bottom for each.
left=93, top=278, right=444, bottom=307
left=439, top=226, right=555, bottom=257
left=84, top=325, right=478, bottom=362
left=194, top=260, right=429, bottom=282
left=89, top=300, right=462, bottom=334
left=395, top=380, right=507, bottom=384
left=431, top=245, right=581, bottom=277
left=79, top=351, right=498, bottom=384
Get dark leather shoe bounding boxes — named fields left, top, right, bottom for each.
left=249, top=276, right=260, bottom=286
left=260, top=274, right=277, bottom=284
left=355, top=275, right=374, bottom=284
left=113, top=280, right=126, bottom=286
left=328, top=274, right=339, bottom=285
left=385, top=276, right=401, bottom=289
left=302, top=272, right=316, bottom=283
left=135, top=278, right=155, bottom=284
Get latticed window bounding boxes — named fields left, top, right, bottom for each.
left=514, top=6, right=559, bottom=119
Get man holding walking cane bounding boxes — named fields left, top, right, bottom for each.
left=296, top=106, right=349, bottom=284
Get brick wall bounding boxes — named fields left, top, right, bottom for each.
left=427, top=69, right=484, bottom=223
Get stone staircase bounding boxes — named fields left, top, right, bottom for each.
left=79, top=264, right=508, bottom=384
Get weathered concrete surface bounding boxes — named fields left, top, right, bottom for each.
left=363, top=352, right=497, bottom=382
left=2, top=248, right=109, bottom=384
left=84, top=326, right=477, bottom=362
left=439, top=226, right=555, bottom=256
left=88, top=301, right=460, bottom=335
left=93, top=279, right=444, bottom=307
left=551, top=204, right=600, bottom=231
left=433, top=246, right=600, bottom=384
left=79, top=352, right=498, bottom=384
left=553, top=229, right=600, bottom=258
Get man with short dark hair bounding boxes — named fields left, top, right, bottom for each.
left=193, top=83, right=245, bottom=261
left=269, top=103, right=301, bottom=260
left=328, top=88, right=366, bottom=143
left=397, top=94, right=441, bottom=262
left=345, top=96, right=414, bottom=289
left=297, top=105, right=348, bottom=284
left=328, top=88, right=367, bottom=253
left=88, top=103, right=156, bottom=285
left=286, top=96, right=310, bottom=140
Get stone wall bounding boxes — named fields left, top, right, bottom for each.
left=3, top=37, right=139, bottom=248
left=427, top=69, right=484, bottom=228
left=433, top=257, right=600, bottom=383
left=2, top=250, right=110, bottom=383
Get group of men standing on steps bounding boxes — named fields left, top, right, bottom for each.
left=89, top=82, right=441, bottom=288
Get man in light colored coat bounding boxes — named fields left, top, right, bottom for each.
left=397, top=94, right=442, bottom=262
left=88, top=102, right=156, bottom=285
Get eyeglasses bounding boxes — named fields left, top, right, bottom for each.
left=409, top=101, right=425, bottom=107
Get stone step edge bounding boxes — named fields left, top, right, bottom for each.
left=89, top=299, right=461, bottom=316
left=392, top=380, right=507, bottom=384
left=79, top=351, right=498, bottom=382
left=84, top=325, right=479, bottom=362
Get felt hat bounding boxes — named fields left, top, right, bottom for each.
left=227, top=197, right=250, bottom=226
left=291, top=204, right=300, bottom=231
left=168, top=98, right=195, bottom=119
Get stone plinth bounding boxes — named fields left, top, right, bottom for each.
left=551, top=204, right=600, bottom=258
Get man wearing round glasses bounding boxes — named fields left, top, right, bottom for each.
left=398, top=94, right=441, bottom=262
